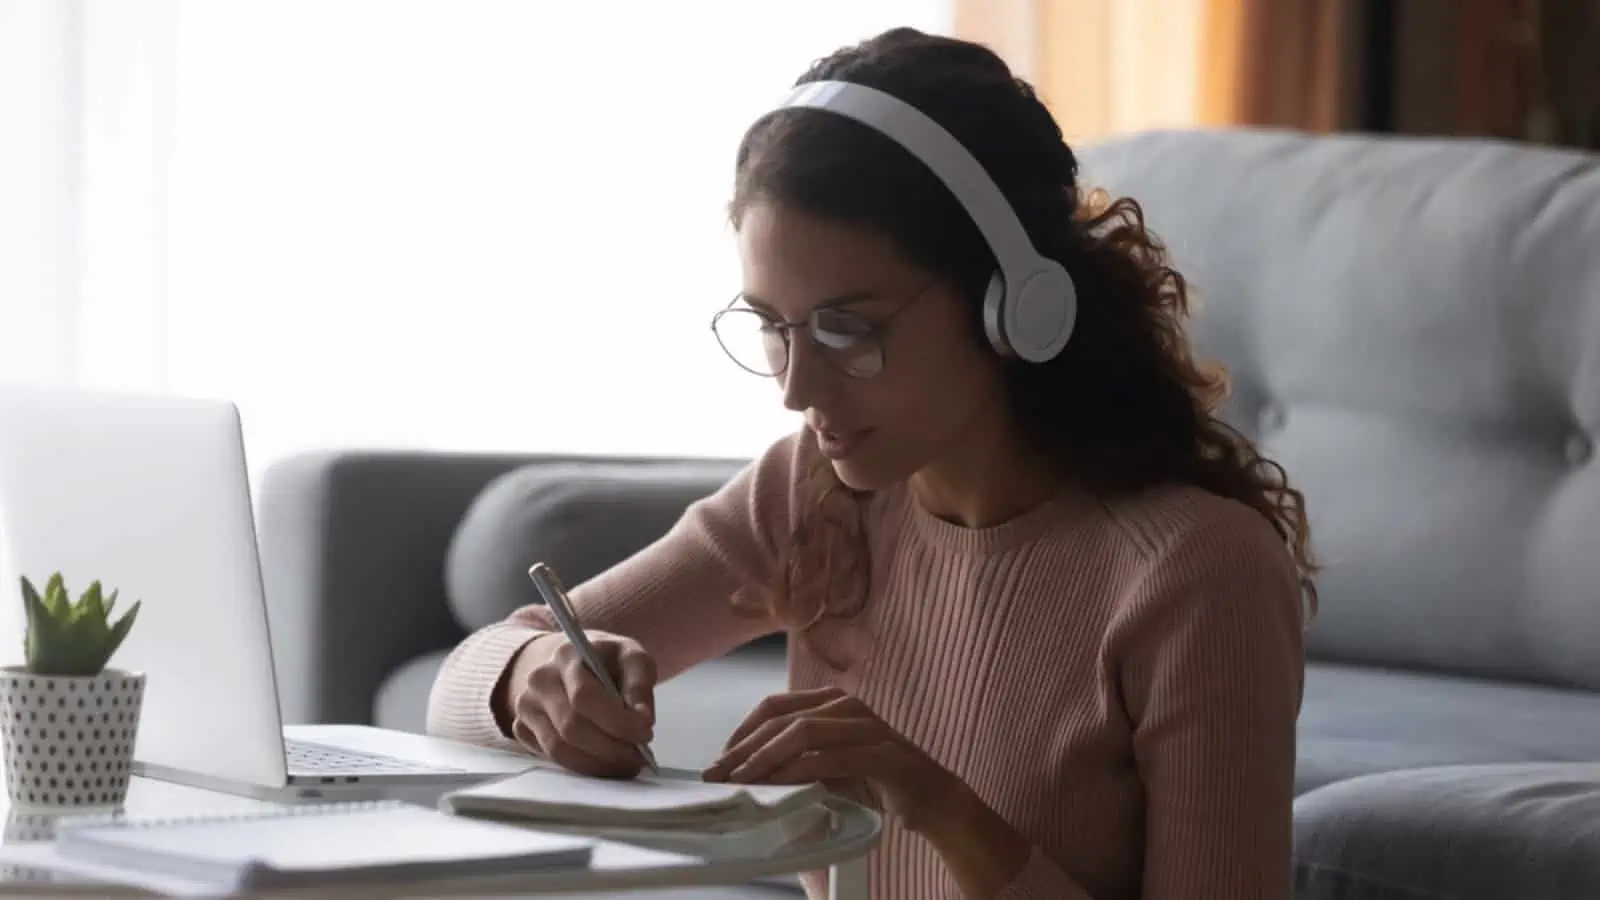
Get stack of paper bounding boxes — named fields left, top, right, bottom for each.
left=48, top=800, right=594, bottom=893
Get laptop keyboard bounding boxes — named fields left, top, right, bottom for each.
left=285, top=738, right=467, bottom=776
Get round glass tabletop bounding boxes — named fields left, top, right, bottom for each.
left=0, top=775, right=884, bottom=897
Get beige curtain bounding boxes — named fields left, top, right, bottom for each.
left=1199, top=0, right=1367, bottom=130
left=953, top=0, right=1365, bottom=139
left=954, top=0, right=1207, bottom=143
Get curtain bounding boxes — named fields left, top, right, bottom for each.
left=1386, top=0, right=1592, bottom=146
left=0, top=0, right=953, bottom=482
left=1532, top=0, right=1600, bottom=148
left=955, top=0, right=1209, bottom=143
left=1198, top=0, right=1368, bottom=131
left=1201, top=0, right=1588, bottom=145
left=952, top=0, right=1376, bottom=136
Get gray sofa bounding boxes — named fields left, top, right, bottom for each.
left=257, top=129, right=1600, bottom=898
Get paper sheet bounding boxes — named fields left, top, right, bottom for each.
left=0, top=841, right=219, bottom=897
left=453, top=767, right=816, bottom=813
left=0, top=839, right=702, bottom=898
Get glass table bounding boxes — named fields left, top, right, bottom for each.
left=0, top=773, right=883, bottom=898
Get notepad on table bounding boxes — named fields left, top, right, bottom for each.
left=50, top=799, right=593, bottom=894
left=440, top=766, right=827, bottom=832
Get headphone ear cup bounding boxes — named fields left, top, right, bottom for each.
left=1005, top=264, right=1077, bottom=363
left=981, top=271, right=1013, bottom=358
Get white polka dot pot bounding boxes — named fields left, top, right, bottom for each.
left=0, top=667, right=144, bottom=810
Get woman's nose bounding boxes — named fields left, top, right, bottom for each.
left=780, top=334, right=829, bottom=413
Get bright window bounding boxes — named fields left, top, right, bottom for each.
left=3, top=0, right=953, bottom=479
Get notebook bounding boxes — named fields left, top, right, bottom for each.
left=440, top=766, right=828, bottom=832
left=50, top=799, right=593, bottom=894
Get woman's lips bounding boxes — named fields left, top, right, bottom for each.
left=816, top=427, right=873, bottom=460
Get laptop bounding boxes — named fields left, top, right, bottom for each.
left=0, top=384, right=533, bottom=801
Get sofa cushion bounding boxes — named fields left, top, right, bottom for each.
left=641, top=641, right=788, bottom=769
left=374, top=649, right=452, bottom=734
left=444, top=459, right=744, bottom=632
left=387, top=655, right=1600, bottom=787
left=1078, top=131, right=1600, bottom=690
left=1293, top=763, right=1600, bottom=900
left=1297, top=663, right=1600, bottom=794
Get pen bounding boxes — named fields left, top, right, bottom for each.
left=526, top=562, right=661, bottom=775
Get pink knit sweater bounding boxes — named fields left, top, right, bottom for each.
left=427, top=431, right=1305, bottom=899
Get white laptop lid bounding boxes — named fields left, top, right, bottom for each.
left=0, top=385, right=289, bottom=789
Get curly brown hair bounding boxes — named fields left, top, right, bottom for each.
left=728, top=28, right=1317, bottom=658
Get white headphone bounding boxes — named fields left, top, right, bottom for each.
left=775, top=80, right=1078, bottom=363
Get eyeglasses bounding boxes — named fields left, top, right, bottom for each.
left=709, top=284, right=930, bottom=380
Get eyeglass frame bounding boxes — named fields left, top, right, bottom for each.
left=709, top=281, right=936, bottom=380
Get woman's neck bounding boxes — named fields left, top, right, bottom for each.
left=909, top=412, right=1065, bottom=530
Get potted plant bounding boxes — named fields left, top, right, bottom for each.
left=0, top=574, right=142, bottom=810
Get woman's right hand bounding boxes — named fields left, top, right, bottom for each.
left=507, top=630, right=658, bottom=778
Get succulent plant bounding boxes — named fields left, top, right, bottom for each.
left=19, top=573, right=141, bottom=676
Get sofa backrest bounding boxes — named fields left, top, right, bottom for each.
left=1078, top=129, right=1600, bottom=691
left=445, top=459, right=747, bottom=632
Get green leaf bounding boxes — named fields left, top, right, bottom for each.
left=100, top=600, right=141, bottom=669
left=16, top=572, right=141, bottom=675
left=23, top=585, right=68, bottom=674
left=21, top=579, right=36, bottom=663
left=43, top=573, right=67, bottom=617
left=73, top=582, right=107, bottom=643
left=19, top=576, right=41, bottom=612
left=22, top=581, right=48, bottom=651
left=69, top=604, right=109, bottom=652
left=82, top=581, right=104, bottom=619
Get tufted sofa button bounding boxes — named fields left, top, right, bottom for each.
left=1566, top=432, right=1593, bottom=466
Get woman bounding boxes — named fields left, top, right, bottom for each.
left=427, top=27, right=1315, bottom=900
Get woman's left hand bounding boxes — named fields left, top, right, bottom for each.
left=701, top=686, right=958, bottom=832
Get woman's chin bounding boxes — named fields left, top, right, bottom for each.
left=828, top=457, right=899, bottom=493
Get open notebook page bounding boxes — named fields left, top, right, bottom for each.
left=442, top=767, right=821, bottom=814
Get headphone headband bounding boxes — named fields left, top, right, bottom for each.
left=772, top=80, right=1076, bottom=362
left=778, top=81, right=1043, bottom=291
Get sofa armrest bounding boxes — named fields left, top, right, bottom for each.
left=255, top=449, right=572, bottom=725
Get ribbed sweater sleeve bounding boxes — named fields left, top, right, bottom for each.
left=1096, top=506, right=1304, bottom=900
left=423, top=433, right=799, bottom=748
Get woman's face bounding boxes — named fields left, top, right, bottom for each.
left=734, top=201, right=1006, bottom=491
